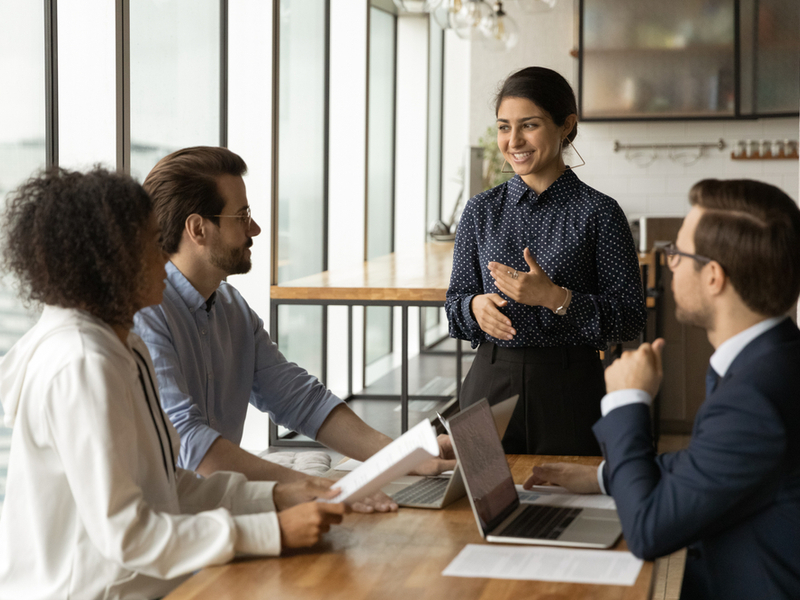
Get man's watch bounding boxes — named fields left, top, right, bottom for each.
left=552, top=287, right=571, bottom=316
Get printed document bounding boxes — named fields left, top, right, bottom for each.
left=443, top=544, right=643, bottom=586
left=322, top=419, right=439, bottom=505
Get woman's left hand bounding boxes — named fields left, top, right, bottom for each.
left=489, top=247, right=564, bottom=309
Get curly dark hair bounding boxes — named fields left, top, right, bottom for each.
left=2, top=167, right=153, bottom=327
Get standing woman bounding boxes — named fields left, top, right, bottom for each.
left=446, top=67, right=646, bottom=456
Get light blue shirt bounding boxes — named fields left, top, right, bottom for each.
left=596, top=316, right=786, bottom=493
left=133, top=262, right=343, bottom=471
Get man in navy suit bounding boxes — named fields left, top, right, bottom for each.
left=524, top=179, right=800, bottom=600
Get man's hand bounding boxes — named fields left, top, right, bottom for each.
left=471, top=294, right=516, bottom=340
left=605, top=338, right=665, bottom=398
left=277, top=502, right=349, bottom=548
left=523, top=463, right=601, bottom=494
left=350, top=490, right=398, bottom=513
left=488, top=248, right=563, bottom=310
left=410, top=434, right=456, bottom=475
left=273, top=477, right=338, bottom=510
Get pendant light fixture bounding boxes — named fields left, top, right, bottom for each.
left=449, top=0, right=493, bottom=40
left=481, top=1, right=519, bottom=51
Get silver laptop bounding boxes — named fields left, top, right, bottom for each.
left=383, top=395, right=519, bottom=509
left=446, top=399, right=622, bottom=549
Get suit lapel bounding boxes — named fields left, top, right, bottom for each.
left=717, top=318, right=800, bottom=391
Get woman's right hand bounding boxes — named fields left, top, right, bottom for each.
left=471, top=294, right=516, bottom=340
left=277, top=501, right=349, bottom=548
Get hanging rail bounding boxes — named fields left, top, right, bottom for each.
left=613, top=139, right=726, bottom=152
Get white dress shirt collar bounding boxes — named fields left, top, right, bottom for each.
left=709, top=316, right=785, bottom=378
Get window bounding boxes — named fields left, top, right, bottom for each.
left=274, top=0, right=328, bottom=382
left=130, top=0, right=221, bottom=181
left=365, top=6, right=396, bottom=377
left=0, top=0, right=46, bottom=354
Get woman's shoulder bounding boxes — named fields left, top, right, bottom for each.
left=561, top=171, right=624, bottom=216
left=464, top=178, right=516, bottom=212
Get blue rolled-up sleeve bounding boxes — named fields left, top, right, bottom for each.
left=249, top=309, right=343, bottom=439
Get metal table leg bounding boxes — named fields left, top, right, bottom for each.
left=401, top=305, right=409, bottom=433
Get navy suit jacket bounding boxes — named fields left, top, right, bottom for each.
left=594, top=318, right=800, bottom=600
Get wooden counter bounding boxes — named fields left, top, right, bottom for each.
left=165, top=455, right=655, bottom=600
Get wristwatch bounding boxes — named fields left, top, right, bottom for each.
left=552, top=287, right=572, bottom=316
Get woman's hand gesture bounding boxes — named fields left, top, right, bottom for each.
left=470, top=294, right=516, bottom=340
left=489, top=247, right=563, bottom=310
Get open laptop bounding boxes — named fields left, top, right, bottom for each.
left=382, top=395, right=519, bottom=509
left=446, top=399, right=622, bottom=548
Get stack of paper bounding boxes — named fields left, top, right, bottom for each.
left=322, top=419, right=439, bottom=505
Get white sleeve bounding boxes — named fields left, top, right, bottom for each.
left=45, top=354, right=280, bottom=581
left=175, top=468, right=282, bottom=556
left=600, top=389, right=652, bottom=416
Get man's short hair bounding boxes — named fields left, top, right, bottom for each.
left=690, top=179, right=800, bottom=317
left=2, top=167, right=152, bottom=327
left=143, top=146, right=248, bottom=254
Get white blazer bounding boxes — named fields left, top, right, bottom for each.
left=0, top=306, right=281, bottom=600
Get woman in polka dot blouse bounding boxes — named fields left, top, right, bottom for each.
left=446, top=67, right=647, bottom=456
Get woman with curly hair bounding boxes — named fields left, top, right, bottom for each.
left=0, top=167, right=346, bottom=600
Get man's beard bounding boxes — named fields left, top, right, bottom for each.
left=210, top=239, right=252, bottom=275
left=675, top=302, right=713, bottom=331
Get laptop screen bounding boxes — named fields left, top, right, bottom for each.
left=449, top=400, right=520, bottom=532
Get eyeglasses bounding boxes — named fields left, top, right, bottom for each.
left=204, top=206, right=252, bottom=229
left=663, top=242, right=714, bottom=271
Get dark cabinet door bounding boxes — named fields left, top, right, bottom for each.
left=579, top=0, right=799, bottom=120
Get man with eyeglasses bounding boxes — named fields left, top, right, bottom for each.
left=133, top=147, right=454, bottom=512
left=521, top=179, right=800, bottom=600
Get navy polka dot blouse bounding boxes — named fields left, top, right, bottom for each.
left=445, top=169, right=647, bottom=350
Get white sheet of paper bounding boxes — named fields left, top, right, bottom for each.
left=516, top=485, right=617, bottom=510
left=322, top=419, right=439, bottom=505
left=443, top=544, right=643, bottom=586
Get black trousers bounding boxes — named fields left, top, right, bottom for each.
left=459, top=342, right=604, bottom=456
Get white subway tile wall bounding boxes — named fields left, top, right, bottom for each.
left=578, top=118, right=799, bottom=220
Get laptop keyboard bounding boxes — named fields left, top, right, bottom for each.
left=500, top=505, right=581, bottom=540
left=391, top=477, right=449, bottom=505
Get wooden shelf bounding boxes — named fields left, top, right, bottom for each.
left=730, top=151, right=799, bottom=160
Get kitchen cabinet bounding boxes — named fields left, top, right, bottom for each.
left=579, top=0, right=799, bottom=120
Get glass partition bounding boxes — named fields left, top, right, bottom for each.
left=130, top=0, right=221, bottom=181
left=275, top=0, right=327, bottom=385
left=0, top=0, right=46, bottom=355
left=365, top=6, right=396, bottom=375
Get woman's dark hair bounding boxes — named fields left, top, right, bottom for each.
left=2, top=167, right=153, bottom=327
left=690, top=179, right=800, bottom=317
left=494, top=66, right=578, bottom=144
left=144, top=146, right=248, bottom=254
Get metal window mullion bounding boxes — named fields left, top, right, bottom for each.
left=115, top=0, right=130, bottom=173
left=270, top=0, right=280, bottom=286
left=220, top=0, right=228, bottom=147
left=322, top=0, right=331, bottom=382
left=44, top=0, right=58, bottom=169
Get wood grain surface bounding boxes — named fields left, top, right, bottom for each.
left=165, top=455, right=653, bottom=600
left=270, top=242, right=454, bottom=302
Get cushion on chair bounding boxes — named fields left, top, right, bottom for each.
left=258, top=451, right=332, bottom=476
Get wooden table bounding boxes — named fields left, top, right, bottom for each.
left=269, top=242, right=459, bottom=444
left=165, top=455, right=654, bottom=600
